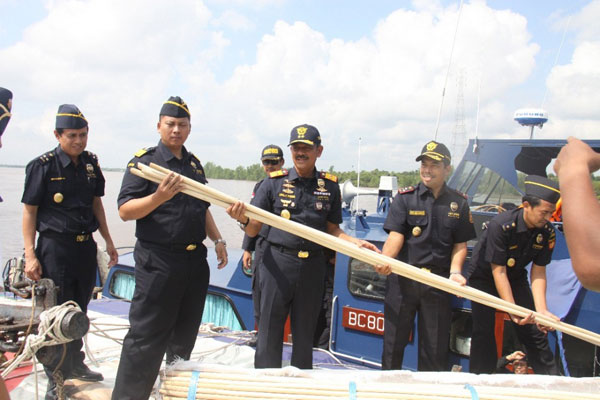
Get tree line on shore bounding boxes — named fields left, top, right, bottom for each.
left=203, top=161, right=600, bottom=198
left=203, top=162, right=422, bottom=188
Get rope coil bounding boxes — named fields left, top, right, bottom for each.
left=1, top=301, right=83, bottom=378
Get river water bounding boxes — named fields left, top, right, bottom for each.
left=0, top=166, right=257, bottom=264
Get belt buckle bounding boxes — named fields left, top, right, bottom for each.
left=186, top=244, right=197, bottom=251
left=297, top=250, right=309, bottom=259
left=76, top=234, right=86, bottom=242
left=421, top=267, right=431, bottom=273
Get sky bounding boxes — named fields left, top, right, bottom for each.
left=1, top=0, right=599, bottom=173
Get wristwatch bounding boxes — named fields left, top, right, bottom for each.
left=237, top=217, right=250, bottom=231
left=214, top=238, right=227, bottom=247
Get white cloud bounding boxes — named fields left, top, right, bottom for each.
left=212, top=10, right=255, bottom=31
left=543, top=1, right=600, bottom=140
left=1, top=0, right=575, bottom=173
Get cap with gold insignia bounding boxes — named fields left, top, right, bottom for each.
left=524, top=175, right=560, bottom=204
left=0, top=87, right=12, bottom=137
left=56, top=104, right=88, bottom=130
left=289, top=124, right=321, bottom=146
left=160, top=96, right=190, bottom=119
left=416, top=140, right=451, bottom=165
left=261, top=144, right=284, bottom=161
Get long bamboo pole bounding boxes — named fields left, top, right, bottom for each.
left=130, top=163, right=600, bottom=347
left=163, top=370, right=600, bottom=400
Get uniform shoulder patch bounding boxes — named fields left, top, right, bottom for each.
left=319, top=171, right=338, bottom=183
left=134, top=146, right=156, bottom=158
left=398, top=186, right=416, bottom=194
left=501, top=221, right=517, bottom=232
left=450, top=188, right=468, bottom=199
left=38, top=150, right=56, bottom=164
left=269, top=169, right=288, bottom=178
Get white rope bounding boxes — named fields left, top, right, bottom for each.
left=1, top=301, right=83, bottom=378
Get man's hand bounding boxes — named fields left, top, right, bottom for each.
left=226, top=201, right=248, bottom=223
left=242, top=250, right=252, bottom=269
left=449, top=272, right=467, bottom=286
left=24, top=255, right=42, bottom=281
left=509, top=312, right=535, bottom=326
left=152, top=172, right=183, bottom=204
left=535, top=309, right=559, bottom=334
left=354, top=239, right=381, bottom=253
left=373, top=264, right=392, bottom=276
left=106, top=242, right=118, bottom=267
left=554, top=136, right=600, bottom=175
left=506, top=350, right=526, bottom=362
left=215, top=242, right=228, bottom=269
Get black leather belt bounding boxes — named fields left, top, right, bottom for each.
left=270, top=244, right=323, bottom=259
left=41, top=231, right=91, bottom=242
left=141, top=240, right=200, bottom=252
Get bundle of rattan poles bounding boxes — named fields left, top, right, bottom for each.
left=131, top=162, right=600, bottom=347
left=158, top=365, right=600, bottom=400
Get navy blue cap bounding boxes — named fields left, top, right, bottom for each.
left=261, top=144, right=283, bottom=160
left=55, top=104, right=88, bottom=129
left=416, top=140, right=451, bottom=164
left=524, top=175, right=560, bottom=204
left=160, top=96, right=190, bottom=119
left=289, top=124, right=321, bottom=146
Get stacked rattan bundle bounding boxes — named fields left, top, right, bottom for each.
left=158, top=364, right=600, bottom=400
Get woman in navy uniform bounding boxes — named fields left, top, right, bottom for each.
left=469, top=175, right=560, bottom=375
left=375, top=141, right=476, bottom=371
left=112, top=97, right=228, bottom=400
left=227, top=124, right=378, bottom=369
left=22, top=104, right=118, bottom=400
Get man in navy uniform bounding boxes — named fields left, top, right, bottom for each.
left=375, top=140, right=476, bottom=371
left=242, top=144, right=284, bottom=325
left=22, top=104, right=118, bottom=400
left=0, top=87, right=13, bottom=400
left=112, top=96, right=228, bottom=400
left=227, top=124, right=379, bottom=368
left=0, top=87, right=12, bottom=149
left=469, top=175, right=560, bottom=375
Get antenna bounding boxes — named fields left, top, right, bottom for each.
left=355, top=137, right=362, bottom=214
left=434, top=0, right=464, bottom=140
left=451, top=68, right=467, bottom=164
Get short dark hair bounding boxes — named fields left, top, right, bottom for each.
left=522, top=195, right=541, bottom=207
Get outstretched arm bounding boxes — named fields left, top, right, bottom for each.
left=554, top=137, right=600, bottom=291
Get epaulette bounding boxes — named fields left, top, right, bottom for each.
left=134, top=146, right=156, bottom=158
left=450, top=188, right=468, bottom=199
left=83, top=150, right=99, bottom=165
left=398, top=186, right=416, bottom=194
left=38, top=150, right=56, bottom=164
left=544, top=223, right=554, bottom=233
left=269, top=169, right=288, bottom=178
left=319, top=171, right=338, bottom=183
left=501, top=221, right=517, bottom=232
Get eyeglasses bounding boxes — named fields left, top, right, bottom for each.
left=262, top=159, right=280, bottom=166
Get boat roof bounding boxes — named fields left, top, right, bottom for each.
left=449, top=138, right=600, bottom=193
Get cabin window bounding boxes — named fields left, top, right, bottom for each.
left=108, top=270, right=135, bottom=300
left=348, top=258, right=387, bottom=300
left=472, top=167, right=522, bottom=207
left=201, top=292, right=245, bottom=331
left=453, top=160, right=482, bottom=195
